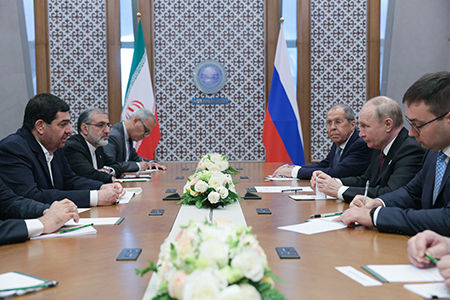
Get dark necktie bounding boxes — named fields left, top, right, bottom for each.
left=333, top=147, right=342, bottom=167
left=379, top=152, right=386, bottom=171
left=433, top=151, right=447, bottom=204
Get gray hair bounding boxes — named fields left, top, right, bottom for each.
left=129, top=108, right=156, bottom=124
left=77, top=108, right=107, bottom=132
left=366, top=96, right=404, bottom=128
left=329, top=103, right=355, bottom=123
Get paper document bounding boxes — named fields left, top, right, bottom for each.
left=118, top=190, right=135, bottom=204
left=124, top=187, right=143, bottom=195
left=289, top=195, right=336, bottom=200
left=65, top=217, right=122, bottom=226
left=77, top=208, right=90, bottom=214
left=362, top=265, right=444, bottom=282
left=0, top=272, right=54, bottom=298
left=116, top=178, right=150, bottom=182
left=255, top=186, right=313, bottom=193
left=264, top=176, right=299, bottom=181
left=278, top=217, right=347, bottom=235
left=335, top=266, right=382, bottom=286
left=31, top=226, right=97, bottom=240
left=404, top=283, right=450, bottom=298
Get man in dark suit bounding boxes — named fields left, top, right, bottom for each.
left=103, top=108, right=166, bottom=172
left=336, top=72, right=450, bottom=236
left=64, top=108, right=122, bottom=183
left=0, top=93, right=123, bottom=208
left=0, top=178, right=79, bottom=245
left=272, top=104, right=373, bottom=179
left=312, top=96, right=425, bottom=203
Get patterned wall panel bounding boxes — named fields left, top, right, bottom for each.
left=310, top=0, right=367, bottom=161
left=153, top=0, right=265, bottom=162
left=48, top=0, right=107, bottom=131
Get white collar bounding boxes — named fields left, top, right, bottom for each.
left=36, top=139, right=53, bottom=163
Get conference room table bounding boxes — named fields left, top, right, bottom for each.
left=0, top=162, right=426, bottom=299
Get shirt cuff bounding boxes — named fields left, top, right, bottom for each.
left=25, top=219, right=44, bottom=238
left=291, top=166, right=301, bottom=178
left=337, top=185, right=348, bottom=200
left=103, top=166, right=116, bottom=177
left=372, top=206, right=382, bottom=227
left=137, top=162, right=142, bottom=171
left=90, top=190, right=98, bottom=206
left=375, top=198, right=386, bottom=207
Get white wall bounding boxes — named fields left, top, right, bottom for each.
left=385, top=0, right=450, bottom=110
left=0, top=0, right=31, bottom=139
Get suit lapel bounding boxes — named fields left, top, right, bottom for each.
left=376, top=128, right=408, bottom=183
left=435, top=152, right=450, bottom=207
left=118, top=122, right=127, bottom=161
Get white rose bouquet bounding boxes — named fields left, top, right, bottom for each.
left=179, top=170, right=240, bottom=208
left=136, top=220, right=287, bottom=300
left=196, top=153, right=239, bottom=175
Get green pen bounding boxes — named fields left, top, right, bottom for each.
left=57, top=223, right=94, bottom=234
left=425, top=253, right=439, bottom=264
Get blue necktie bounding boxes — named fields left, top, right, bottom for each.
left=333, top=147, right=342, bottom=167
left=433, top=151, right=447, bottom=204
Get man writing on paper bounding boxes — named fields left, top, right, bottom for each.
left=0, top=177, right=79, bottom=245
left=271, top=104, right=373, bottom=179
left=104, top=108, right=166, bottom=172
left=0, top=93, right=123, bottom=208
left=64, top=108, right=122, bottom=183
left=312, top=96, right=425, bottom=202
left=336, top=72, right=450, bottom=236
left=408, top=230, right=450, bottom=290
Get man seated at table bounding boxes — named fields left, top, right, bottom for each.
left=408, top=230, right=450, bottom=290
left=103, top=108, right=166, bottom=172
left=0, top=178, right=79, bottom=245
left=271, top=104, right=373, bottom=179
left=64, top=108, right=122, bottom=183
left=312, top=96, right=425, bottom=203
left=0, top=93, right=123, bottom=208
left=336, top=72, right=450, bottom=236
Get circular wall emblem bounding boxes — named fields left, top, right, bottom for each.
left=193, top=59, right=227, bottom=94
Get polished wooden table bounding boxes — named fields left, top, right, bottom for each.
left=0, top=162, right=420, bottom=299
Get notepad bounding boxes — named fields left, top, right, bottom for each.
left=118, top=190, right=135, bottom=204
left=124, top=187, right=143, bottom=195
left=278, top=217, right=347, bottom=235
left=404, top=283, right=450, bottom=298
left=31, top=226, right=97, bottom=240
left=264, top=177, right=299, bottom=181
left=255, top=186, right=313, bottom=193
left=65, top=217, right=122, bottom=226
left=362, top=265, right=444, bottom=282
left=289, top=195, right=337, bottom=200
left=0, top=272, right=56, bottom=298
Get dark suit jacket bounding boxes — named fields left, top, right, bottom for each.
left=0, top=178, right=49, bottom=245
left=64, top=134, right=122, bottom=183
left=340, top=127, right=425, bottom=202
left=296, top=130, right=373, bottom=179
left=376, top=150, right=450, bottom=236
left=103, top=122, right=148, bottom=172
left=0, top=126, right=103, bottom=208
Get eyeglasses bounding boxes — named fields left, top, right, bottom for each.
left=139, top=118, right=151, bottom=137
left=405, top=110, right=450, bottom=134
left=326, top=119, right=346, bottom=127
left=85, top=122, right=112, bottom=130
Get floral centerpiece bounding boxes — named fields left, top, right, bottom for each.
left=196, top=153, right=239, bottom=175
left=179, top=170, right=240, bottom=209
left=136, top=220, right=287, bottom=300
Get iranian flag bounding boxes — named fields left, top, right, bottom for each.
left=121, top=18, right=161, bottom=160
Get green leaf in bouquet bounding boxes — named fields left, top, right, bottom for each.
left=135, top=260, right=157, bottom=277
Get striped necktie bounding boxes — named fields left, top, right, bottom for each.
left=433, top=151, right=447, bottom=204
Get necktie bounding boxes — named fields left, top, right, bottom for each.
left=333, top=147, right=342, bottom=167
left=379, top=152, right=386, bottom=171
left=433, top=151, right=447, bottom=204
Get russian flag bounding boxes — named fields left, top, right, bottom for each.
left=263, top=23, right=305, bottom=165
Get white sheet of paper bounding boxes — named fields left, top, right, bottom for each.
left=116, top=178, right=150, bottom=182
left=264, top=177, right=299, bottom=181
left=0, top=272, right=47, bottom=298
left=255, top=186, right=313, bottom=193
left=335, top=266, right=382, bottom=286
left=404, top=283, right=450, bottom=298
left=77, top=208, right=90, bottom=213
left=289, top=194, right=337, bottom=200
left=278, top=217, right=347, bottom=235
left=118, top=190, right=135, bottom=204
left=65, top=217, right=121, bottom=226
left=365, top=265, right=444, bottom=282
left=31, top=226, right=97, bottom=240
left=124, top=187, right=143, bottom=195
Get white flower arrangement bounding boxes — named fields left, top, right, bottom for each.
left=196, top=153, right=239, bottom=175
left=180, top=170, right=240, bottom=209
left=136, top=220, right=286, bottom=300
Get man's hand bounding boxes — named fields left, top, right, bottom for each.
left=272, top=164, right=294, bottom=178
left=98, top=168, right=111, bottom=174
left=39, top=199, right=79, bottom=233
left=334, top=206, right=374, bottom=228
left=100, top=182, right=125, bottom=199
left=350, top=195, right=383, bottom=208
left=310, top=171, right=325, bottom=188
left=315, top=172, right=342, bottom=198
left=437, top=256, right=450, bottom=290
left=138, top=161, right=151, bottom=170
left=149, top=162, right=167, bottom=171
left=408, top=230, right=450, bottom=268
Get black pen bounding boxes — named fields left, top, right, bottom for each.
left=309, top=212, right=343, bottom=218
left=281, top=188, right=304, bottom=193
